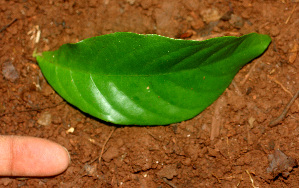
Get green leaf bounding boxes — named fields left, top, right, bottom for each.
left=36, top=32, right=271, bottom=125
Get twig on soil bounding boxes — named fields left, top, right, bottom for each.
left=268, top=75, right=292, bottom=96
left=210, top=96, right=225, bottom=140
left=85, top=127, right=116, bottom=166
left=236, top=180, right=241, bottom=187
left=0, top=101, right=65, bottom=117
left=285, top=4, right=297, bottom=24
left=268, top=75, right=299, bottom=108
left=269, top=90, right=299, bottom=127
left=0, top=18, right=17, bottom=33
left=240, top=61, right=258, bottom=85
left=212, top=173, right=221, bottom=183
left=72, top=127, right=116, bottom=183
left=162, top=177, right=177, bottom=188
left=232, top=80, right=243, bottom=96
left=245, top=170, right=259, bottom=188
left=74, top=127, right=116, bottom=179
left=146, top=128, right=163, bottom=142
left=98, top=127, right=117, bottom=165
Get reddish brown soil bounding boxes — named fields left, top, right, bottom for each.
left=1, top=0, right=298, bottom=187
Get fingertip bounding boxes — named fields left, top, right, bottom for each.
left=0, top=135, right=71, bottom=177
left=45, top=140, right=71, bottom=176
left=55, top=145, right=71, bottom=175
left=62, top=145, right=71, bottom=165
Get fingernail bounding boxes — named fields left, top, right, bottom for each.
left=62, top=146, right=71, bottom=164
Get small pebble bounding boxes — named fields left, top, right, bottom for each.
left=37, top=111, right=52, bottom=126
left=248, top=117, right=255, bottom=129
left=83, top=163, right=97, bottom=176
left=156, top=164, right=177, bottom=179
left=201, top=8, right=221, bottom=23
left=66, top=127, right=75, bottom=134
left=220, top=11, right=233, bottom=21
left=41, top=84, right=54, bottom=96
left=267, top=149, right=298, bottom=178
left=102, top=146, right=119, bottom=162
left=229, top=14, right=244, bottom=28
left=2, top=61, right=19, bottom=82
left=126, top=0, right=135, bottom=5
left=270, top=26, right=280, bottom=37
left=183, top=158, right=191, bottom=166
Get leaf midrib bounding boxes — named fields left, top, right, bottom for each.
left=43, top=38, right=244, bottom=78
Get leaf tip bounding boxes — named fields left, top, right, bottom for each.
left=247, top=33, right=272, bottom=51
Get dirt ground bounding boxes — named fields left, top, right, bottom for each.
left=0, top=0, right=298, bottom=187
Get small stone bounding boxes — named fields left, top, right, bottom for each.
left=41, top=84, right=54, bottom=96
left=229, top=14, right=244, bottom=28
left=270, top=25, right=280, bottom=37
left=241, top=9, right=251, bottom=19
left=267, top=149, right=298, bottom=179
left=183, top=158, right=191, bottom=166
left=140, top=0, right=152, bottom=9
left=156, top=164, right=177, bottom=179
left=95, top=128, right=102, bottom=134
left=102, top=146, right=119, bottom=162
left=52, top=115, right=62, bottom=124
left=37, top=111, right=52, bottom=126
left=83, top=163, right=97, bottom=176
left=178, top=30, right=194, bottom=39
left=66, top=127, right=75, bottom=134
left=126, top=0, right=135, bottom=5
left=220, top=11, right=233, bottom=21
left=191, top=19, right=204, bottom=30
left=201, top=8, right=221, bottom=23
left=248, top=117, right=255, bottom=129
left=116, top=138, right=124, bottom=147
left=207, top=147, right=218, bottom=157
left=185, top=123, right=194, bottom=132
left=2, top=61, right=19, bottom=82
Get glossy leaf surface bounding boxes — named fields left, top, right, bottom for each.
left=36, top=32, right=271, bottom=125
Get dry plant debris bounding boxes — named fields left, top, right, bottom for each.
left=2, top=61, right=19, bottom=82
left=267, top=149, right=298, bottom=179
left=269, top=90, right=299, bottom=127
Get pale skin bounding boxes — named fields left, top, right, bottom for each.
left=0, top=135, right=70, bottom=177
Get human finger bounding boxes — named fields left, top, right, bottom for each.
left=0, top=135, right=70, bottom=177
